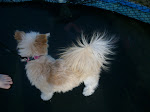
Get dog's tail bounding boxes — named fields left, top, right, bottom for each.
left=60, top=32, right=116, bottom=74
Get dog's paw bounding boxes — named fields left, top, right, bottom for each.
left=41, top=93, right=53, bottom=101
left=82, top=87, right=94, bottom=96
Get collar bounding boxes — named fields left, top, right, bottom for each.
left=25, top=56, right=42, bottom=62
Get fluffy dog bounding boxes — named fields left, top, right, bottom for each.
left=14, top=31, right=115, bottom=101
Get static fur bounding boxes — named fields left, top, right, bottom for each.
left=14, top=31, right=115, bottom=100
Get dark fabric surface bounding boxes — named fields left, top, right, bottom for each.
left=0, top=3, right=150, bottom=112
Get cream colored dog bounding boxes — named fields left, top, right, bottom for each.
left=14, top=31, right=115, bottom=101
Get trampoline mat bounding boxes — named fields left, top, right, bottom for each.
left=0, top=2, right=150, bottom=112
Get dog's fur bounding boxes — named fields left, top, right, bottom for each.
left=14, top=31, right=115, bottom=101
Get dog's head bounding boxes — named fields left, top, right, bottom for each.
left=14, top=31, right=50, bottom=58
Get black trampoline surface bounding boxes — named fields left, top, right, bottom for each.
left=0, top=2, right=150, bottom=112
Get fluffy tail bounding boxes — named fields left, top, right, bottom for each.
left=60, top=32, right=116, bottom=74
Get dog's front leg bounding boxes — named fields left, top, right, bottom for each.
left=41, top=92, right=54, bottom=101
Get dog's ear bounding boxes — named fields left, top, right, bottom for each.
left=14, top=31, right=25, bottom=42
left=46, top=33, right=50, bottom=38
left=35, top=33, right=50, bottom=44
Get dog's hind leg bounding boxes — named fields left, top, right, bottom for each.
left=83, top=74, right=99, bottom=96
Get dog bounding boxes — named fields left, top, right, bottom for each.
left=14, top=31, right=115, bottom=101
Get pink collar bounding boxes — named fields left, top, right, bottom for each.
left=26, top=56, right=42, bottom=62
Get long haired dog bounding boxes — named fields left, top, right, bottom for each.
left=14, top=31, right=115, bottom=101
